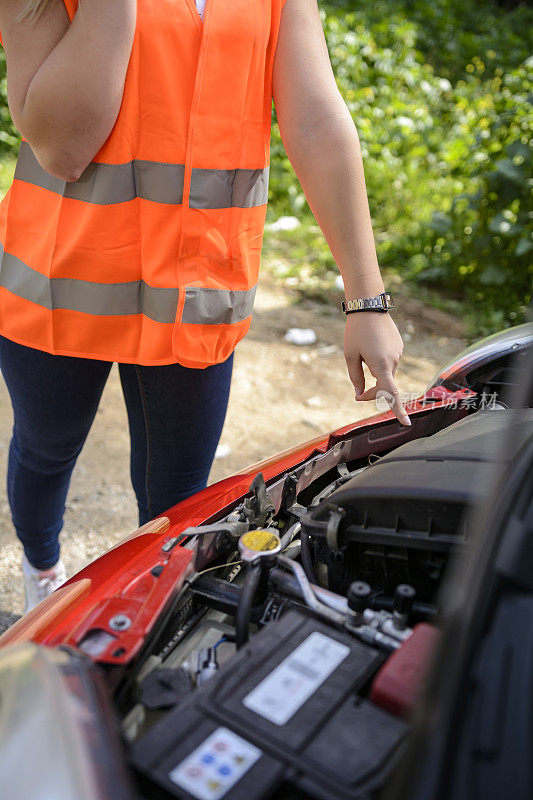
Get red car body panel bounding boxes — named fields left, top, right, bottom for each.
left=0, top=387, right=475, bottom=664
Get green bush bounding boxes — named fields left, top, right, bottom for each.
left=417, top=61, right=532, bottom=333
left=0, top=52, right=20, bottom=157
left=268, top=0, right=533, bottom=334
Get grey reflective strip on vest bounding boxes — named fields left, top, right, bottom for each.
left=14, top=142, right=186, bottom=205
left=182, top=285, right=257, bottom=325
left=15, top=141, right=269, bottom=208
left=0, top=244, right=256, bottom=325
left=0, top=245, right=179, bottom=323
left=190, top=167, right=269, bottom=209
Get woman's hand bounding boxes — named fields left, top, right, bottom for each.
left=344, top=312, right=411, bottom=426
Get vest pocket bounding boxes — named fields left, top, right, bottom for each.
left=172, top=283, right=257, bottom=366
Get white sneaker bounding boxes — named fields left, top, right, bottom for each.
left=22, top=553, right=67, bottom=613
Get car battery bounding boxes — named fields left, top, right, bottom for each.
left=131, top=610, right=407, bottom=800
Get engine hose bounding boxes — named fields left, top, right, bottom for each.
left=300, top=530, right=317, bottom=583
left=370, top=595, right=438, bottom=618
left=235, top=563, right=262, bottom=649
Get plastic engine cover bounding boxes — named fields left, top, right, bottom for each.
left=302, top=409, right=533, bottom=553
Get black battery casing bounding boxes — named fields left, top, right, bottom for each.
left=131, top=610, right=406, bottom=800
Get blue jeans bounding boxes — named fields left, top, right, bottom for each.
left=0, top=335, right=234, bottom=570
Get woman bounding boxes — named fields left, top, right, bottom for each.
left=0, top=0, right=409, bottom=612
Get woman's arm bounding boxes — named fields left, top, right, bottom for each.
left=0, top=0, right=136, bottom=181
left=272, top=0, right=410, bottom=426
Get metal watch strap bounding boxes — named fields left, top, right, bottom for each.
left=341, top=291, right=394, bottom=314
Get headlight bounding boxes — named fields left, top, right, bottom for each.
left=0, top=642, right=133, bottom=800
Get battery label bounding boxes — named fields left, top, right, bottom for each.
left=243, top=631, right=350, bottom=726
left=169, top=727, right=262, bottom=800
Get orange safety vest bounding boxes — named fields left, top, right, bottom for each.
left=0, top=0, right=286, bottom=367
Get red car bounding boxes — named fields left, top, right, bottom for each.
left=0, top=322, right=532, bottom=800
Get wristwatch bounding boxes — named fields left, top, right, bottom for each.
left=341, top=291, right=394, bottom=314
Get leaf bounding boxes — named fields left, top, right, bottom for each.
left=515, top=237, right=533, bottom=256
left=418, top=266, right=447, bottom=282
left=429, top=211, right=452, bottom=234
left=495, top=158, right=523, bottom=183
left=479, top=264, right=507, bottom=285
left=506, top=141, right=531, bottom=163
left=488, top=213, right=521, bottom=236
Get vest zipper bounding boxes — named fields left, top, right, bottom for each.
left=178, top=0, right=211, bottom=265
left=173, top=0, right=212, bottom=359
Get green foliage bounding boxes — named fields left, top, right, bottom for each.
left=268, top=0, right=533, bottom=335
left=332, top=0, right=533, bottom=84
left=0, top=52, right=21, bottom=157
left=0, top=156, right=15, bottom=198
left=419, top=65, right=532, bottom=334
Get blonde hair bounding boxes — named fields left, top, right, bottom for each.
left=17, top=0, right=56, bottom=23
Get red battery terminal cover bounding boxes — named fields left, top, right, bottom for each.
left=370, top=622, right=442, bottom=718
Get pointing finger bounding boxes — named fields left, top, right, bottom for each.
left=379, top=373, right=411, bottom=426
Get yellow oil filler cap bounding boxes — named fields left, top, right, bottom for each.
left=238, top=529, right=282, bottom=563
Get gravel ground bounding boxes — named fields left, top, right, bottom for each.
left=0, top=265, right=465, bottom=615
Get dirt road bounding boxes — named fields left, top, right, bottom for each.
left=0, top=264, right=465, bottom=614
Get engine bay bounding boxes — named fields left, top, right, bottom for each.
left=118, top=407, right=532, bottom=800
left=0, top=328, right=530, bottom=800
